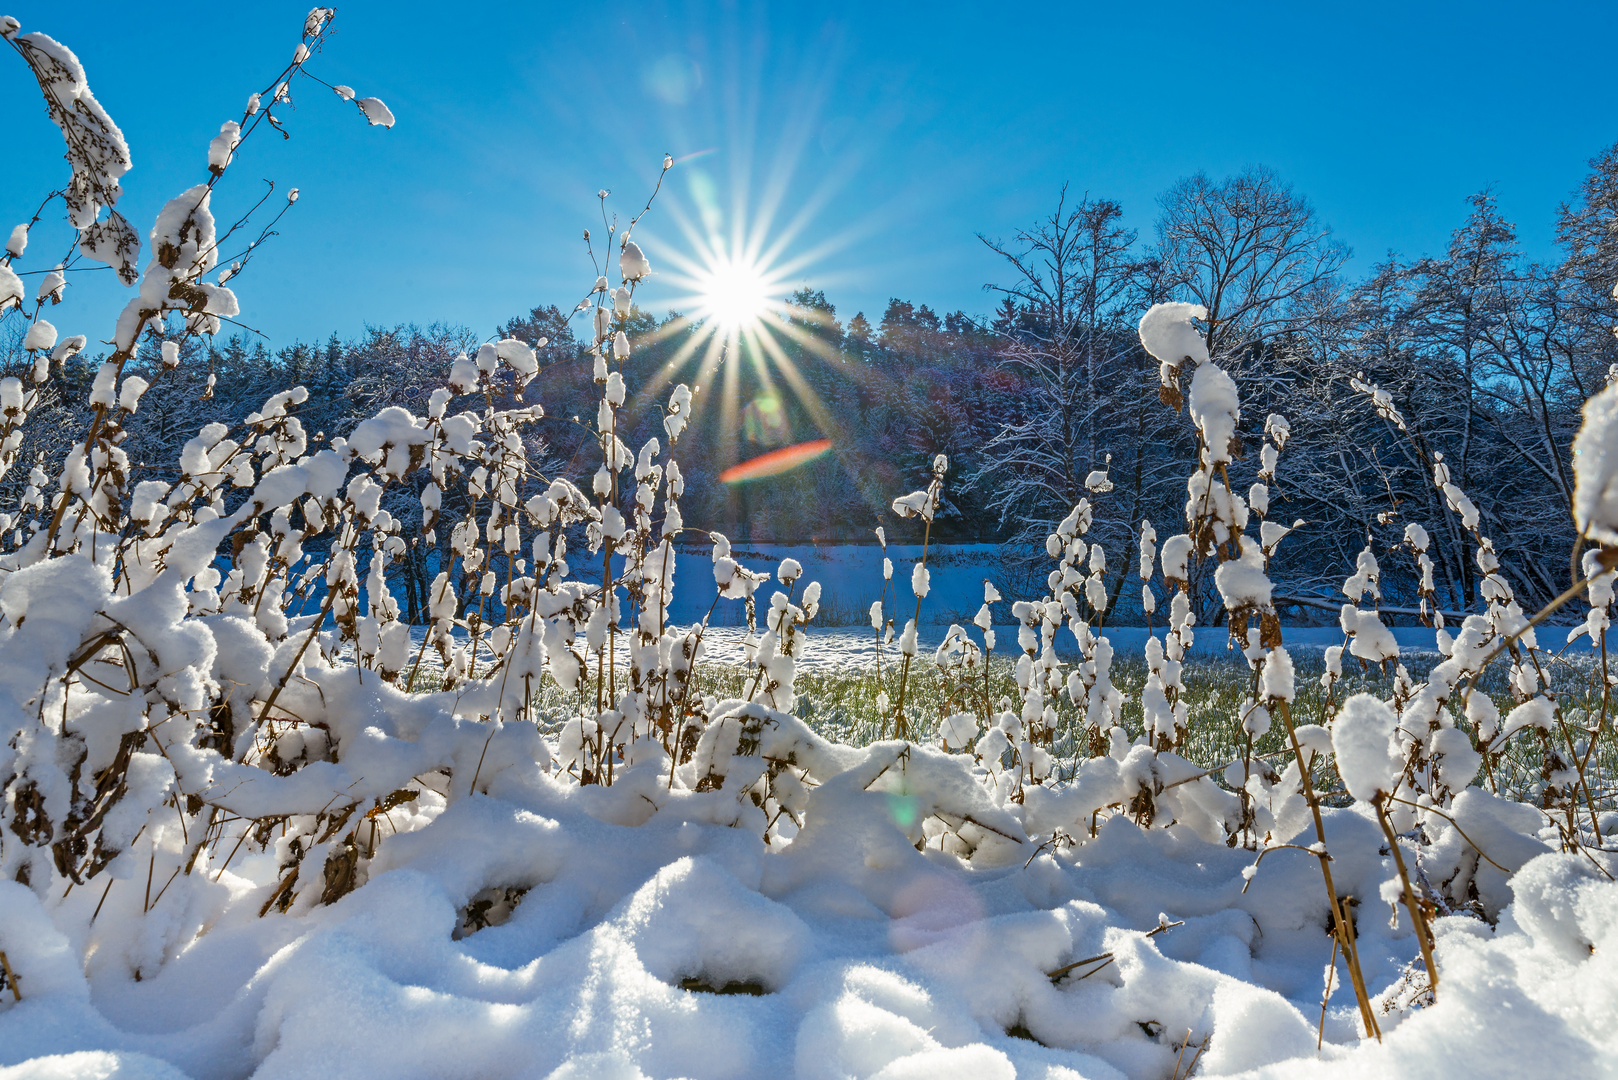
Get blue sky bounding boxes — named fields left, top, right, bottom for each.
left=4, top=0, right=1615, bottom=350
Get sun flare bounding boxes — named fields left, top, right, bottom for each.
left=694, top=255, right=775, bottom=331
left=637, top=196, right=851, bottom=472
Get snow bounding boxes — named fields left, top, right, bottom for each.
left=0, top=265, right=22, bottom=313
left=1138, top=302, right=1209, bottom=371
left=22, top=320, right=56, bottom=354
left=1572, top=380, right=1618, bottom=546
left=1261, top=645, right=1294, bottom=702
left=205, top=122, right=239, bottom=175
left=7, top=792, right=1608, bottom=1080
left=35, top=267, right=65, bottom=305
left=4, top=528, right=1608, bottom=1080
left=1189, top=362, right=1241, bottom=466
left=1339, top=605, right=1399, bottom=664
left=51, top=335, right=87, bottom=364
left=1331, top=694, right=1402, bottom=802
left=356, top=98, right=394, bottom=128
left=14, top=31, right=132, bottom=227
left=620, top=241, right=651, bottom=281
left=1213, top=538, right=1271, bottom=608
left=1, top=488, right=1613, bottom=1077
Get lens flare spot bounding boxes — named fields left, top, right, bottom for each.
left=743, top=394, right=791, bottom=447
left=886, top=791, right=920, bottom=831
left=719, top=438, right=833, bottom=485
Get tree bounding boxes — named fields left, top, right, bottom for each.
left=1557, top=141, right=1618, bottom=395
left=785, top=287, right=842, bottom=342
left=846, top=311, right=872, bottom=356
left=498, top=302, right=580, bottom=369
left=1155, top=166, right=1348, bottom=360
left=1149, top=168, right=1349, bottom=618
left=973, top=189, right=1150, bottom=557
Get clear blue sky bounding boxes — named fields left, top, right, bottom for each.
left=4, top=0, right=1615, bottom=350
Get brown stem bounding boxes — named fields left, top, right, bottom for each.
left=0, top=950, right=19, bottom=1002
left=1277, top=701, right=1381, bottom=1041
left=893, top=500, right=937, bottom=740
left=1376, top=794, right=1439, bottom=999
left=1318, top=933, right=1339, bottom=1051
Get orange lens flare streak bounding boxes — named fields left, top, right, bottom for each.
left=719, top=439, right=833, bottom=485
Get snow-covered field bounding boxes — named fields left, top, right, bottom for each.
left=2, top=299, right=1614, bottom=1080
left=660, top=621, right=1616, bottom=670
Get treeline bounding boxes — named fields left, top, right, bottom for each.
left=5, top=148, right=1614, bottom=624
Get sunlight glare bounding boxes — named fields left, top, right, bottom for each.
left=698, top=255, right=774, bottom=331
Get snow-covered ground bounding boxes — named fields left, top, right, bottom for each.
left=1, top=756, right=1612, bottom=1080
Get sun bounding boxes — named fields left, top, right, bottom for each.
left=693, top=254, right=776, bottom=332
left=630, top=184, right=856, bottom=464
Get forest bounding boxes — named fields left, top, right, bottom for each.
left=7, top=155, right=1613, bottom=627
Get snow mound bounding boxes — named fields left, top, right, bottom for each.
left=2, top=774, right=1614, bottom=1079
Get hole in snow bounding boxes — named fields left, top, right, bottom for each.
left=677, top=976, right=770, bottom=996
left=1004, top=1019, right=1045, bottom=1045
left=453, top=885, right=529, bottom=939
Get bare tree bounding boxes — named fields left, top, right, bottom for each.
left=973, top=189, right=1145, bottom=549
left=1557, top=140, right=1618, bottom=396
left=1155, top=166, right=1348, bottom=358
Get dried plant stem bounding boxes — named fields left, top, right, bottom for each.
left=0, top=950, right=19, bottom=1002
left=1580, top=636, right=1612, bottom=844
left=1376, top=796, right=1439, bottom=999
left=891, top=510, right=935, bottom=741
left=91, top=876, right=116, bottom=923
left=1172, top=1030, right=1192, bottom=1080
left=213, top=824, right=253, bottom=883
left=1319, top=933, right=1340, bottom=1050
left=1045, top=951, right=1113, bottom=981
left=1178, top=1034, right=1210, bottom=1080
left=258, top=867, right=299, bottom=918
left=1277, top=701, right=1380, bottom=1041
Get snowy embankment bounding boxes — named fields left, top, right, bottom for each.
left=668, top=621, right=1615, bottom=671
left=658, top=541, right=1615, bottom=655
left=661, top=543, right=1002, bottom=626
left=408, top=621, right=1526, bottom=679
